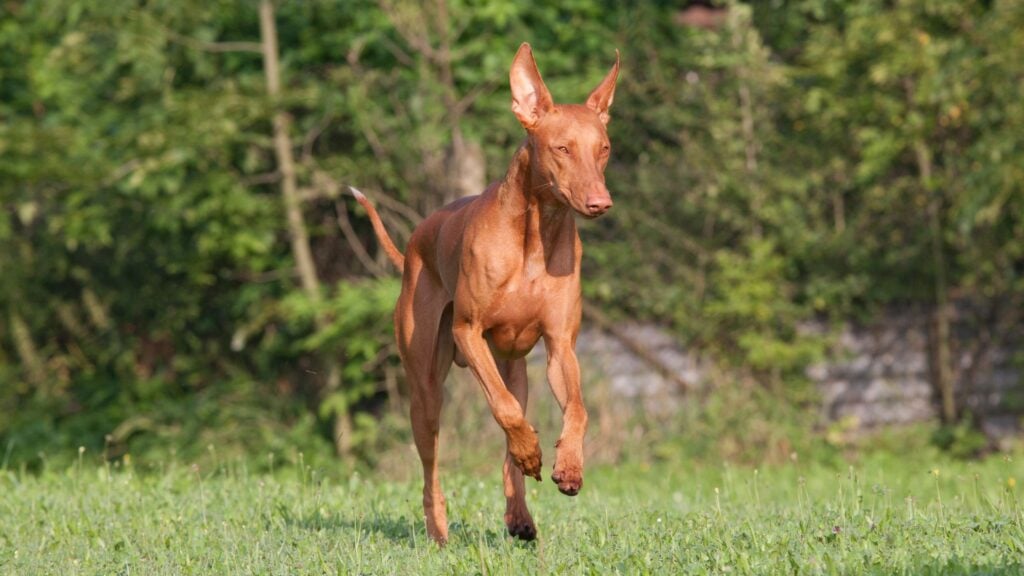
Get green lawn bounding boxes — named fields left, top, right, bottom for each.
left=2, top=452, right=1022, bottom=575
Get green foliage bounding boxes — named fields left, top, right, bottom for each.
left=286, top=278, right=400, bottom=385
left=2, top=0, right=1023, bottom=468
left=932, top=416, right=992, bottom=460
left=284, top=278, right=404, bottom=465
left=703, top=239, right=825, bottom=376
left=0, top=0, right=406, bottom=467
left=635, top=380, right=835, bottom=467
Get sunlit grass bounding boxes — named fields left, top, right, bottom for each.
left=2, top=450, right=1023, bottom=574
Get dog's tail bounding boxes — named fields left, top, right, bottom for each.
left=349, top=187, right=405, bottom=271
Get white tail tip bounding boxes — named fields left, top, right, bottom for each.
left=348, top=186, right=366, bottom=200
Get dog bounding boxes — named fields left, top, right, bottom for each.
left=353, top=42, right=619, bottom=543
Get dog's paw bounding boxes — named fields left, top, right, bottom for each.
left=550, top=466, right=583, bottom=496
left=551, top=439, right=584, bottom=495
left=505, top=505, right=538, bottom=541
left=509, top=425, right=543, bottom=480
left=514, top=447, right=543, bottom=481
left=506, top=520, right=538, bottom=541
left=551, top=445, right=584, bottom=495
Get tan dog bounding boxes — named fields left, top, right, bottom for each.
left=354, top=42, right=619, bottom=544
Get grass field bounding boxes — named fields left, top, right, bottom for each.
left=2, top=450, right=1023, bottom=575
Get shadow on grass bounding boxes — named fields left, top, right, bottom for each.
left=278, top=506, right=534, bottom=549
left=911, top=561, right=1023, bottom=576
left=276, top=505, right=414, bottom=543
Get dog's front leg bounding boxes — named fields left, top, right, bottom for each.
left=545, top=337, right=588, bottom=496
left=452, top=323, right=542, bottom=480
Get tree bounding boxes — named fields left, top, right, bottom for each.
left=797, top=0, right=1024, bottom=425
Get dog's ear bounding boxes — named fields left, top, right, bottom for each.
left=585, top=50, right=620, bottom=125
left=510, top=43, right=554, bottom=130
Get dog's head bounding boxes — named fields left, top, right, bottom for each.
left=510, top=43, right=619, bottom=219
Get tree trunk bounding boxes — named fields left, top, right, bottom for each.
left=259, top=0, right=351, bottom=456
left=259, top=1, right=318, bottom=297
left=446, top=129, right=485, bottom=201
left=378, top=0, right=487, bottom=206
left=730, top=10, right=763, bottom=240
left=915, top=139, right=956, bottom=424
left=9, top=309, right=45, bottom=388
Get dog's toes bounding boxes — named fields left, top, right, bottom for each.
left=507, top=521, right=537, bottom=541
left=531, top=454, right=544, bottom=480
left=551, top=469, right=583, bottom=496
left=510, top=428, right=543, bottom=480
left=519, top=453, right=543, bottom=481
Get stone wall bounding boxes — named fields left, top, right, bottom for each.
left=564, top=310, right=1022, bottom=430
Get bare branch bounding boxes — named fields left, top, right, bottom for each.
left=358, top=186, right=424, bottom=226
left=301, top=113, right=333, bottom=163
left=378, top=36, right=416, bottom=68
left=378, top=0, right=437, bottom=61
left=335, top=199, right=388, bottom=278
left=240, top=171, right=281, bottom=186
left=101, top=159, right=142, bottom=187
left=453, top=80, right=498, bottom=118
left=582, top=301, right=695, bottom=393
left=165, top=29, right=263, bottom=54
left=378, top=208, right=415, bottom=251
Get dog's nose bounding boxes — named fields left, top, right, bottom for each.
left=586, top=196, right=613, bottom=216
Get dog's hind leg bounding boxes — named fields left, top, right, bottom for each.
left=397, top=270, right=455, bottom=545
left=498, top=358, right=537, bottom=541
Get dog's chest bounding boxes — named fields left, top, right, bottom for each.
left=482, top=278, right=557, bottom=358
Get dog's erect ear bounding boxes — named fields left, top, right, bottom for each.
left=510, top=43, right=554, bottom=130
left=585, top=50, right=620, bottom=125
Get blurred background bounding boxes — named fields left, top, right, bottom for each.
left=2, top=0, right=1022, bottom=476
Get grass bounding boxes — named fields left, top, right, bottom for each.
left=1, top=450, right=1023, bottom=575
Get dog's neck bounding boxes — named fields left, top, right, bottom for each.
left=499, top=142, right=578, bottom=276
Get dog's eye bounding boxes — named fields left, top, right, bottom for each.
left=601, top=144, right=611, bottom=154
left=557, top=146, right=570, bottom=154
